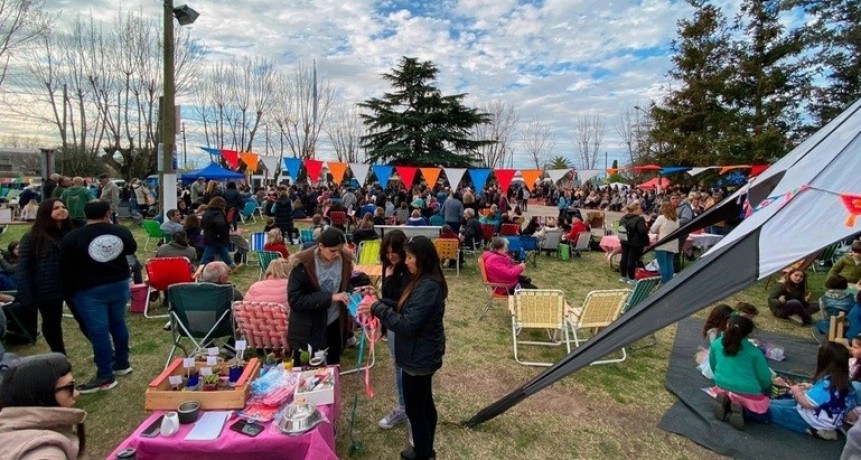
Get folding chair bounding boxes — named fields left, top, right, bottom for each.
left=539, top=231, right=562, bottom=257
left=570, top=231, right=592, bottom=257
left=434, top=238, right=460, bottom=277
left=477, top=252, right=515, bottom=319
left=357, top=239, right=382, bottom=265
left=480, top=224, right=496, bottom=245
left=621, top=276, right=661, bottom=348
left=240, top=201, right=258, bottom=224
left=144, top=257, right=194, bottom=319
left=142, top=220, right=165, bottom=250
left=829, top=312, right=849, bottom=347
left=565, top=289, right=631, bottom=365
left=165, top=282, right=236, bottom=368
left=255, top=251, right=282, bottom=280
left=509, top=289, right=572, bottom=367
left=232, top=301, right=289, bottom=352
left=520, top=235, right=540, bottom=268
left=813, top=243, right=838, bottom=272
left=1, top=291, right=37, bottom=345
left=300, top=229, right=316, bottom=245
left=247, top=232, right=266, bottom=262
left=500, top=223, right=520, bottom=236
left=504, top=236, right=525, bottom=262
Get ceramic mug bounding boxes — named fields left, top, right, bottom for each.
left=160, top=412, right=180, bottom=437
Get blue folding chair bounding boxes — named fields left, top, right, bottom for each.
left=504, top=236, right=526, bottom=262
left=240, top=201, right=258, bottom=224
left=520, top=235, right=540, bottom=267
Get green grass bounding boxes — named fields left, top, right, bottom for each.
left=0, top=220, right=825, bottom=459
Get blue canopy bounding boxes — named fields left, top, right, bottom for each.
left=180, top=162, right=245, bottom=184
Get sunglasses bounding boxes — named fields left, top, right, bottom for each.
left=55, top=381, right=76, bottom=394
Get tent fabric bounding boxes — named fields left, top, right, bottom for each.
left=303, top=159, right=324, bottom=182
left=468, top=169, right=491, bottom=191
left=239, top=152, right=259, bottom=172
left=180, top=163, right=245, bottom=184
left=463, top=97, right=861, bottom=428
left=494, top=169, right=516, bottom=192
left=636, top=177, right=670, bottom=189
left=659, top=166, right=691, bottom=175
left=222, top=150, right=239, bottom=170
left=719, top=165, right=750, bottom=175
left=350, top=163, right=370, bottom=186
left=444, top=168, right=466, bottom=189
left=633, top=164, right=662, bottom=172
left=687, top=167, right=716, bottom=176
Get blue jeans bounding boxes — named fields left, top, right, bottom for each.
left=387, top=329, right=405, bottom=407
left=769, top=399, right=810, bottom=433
left=73, top=280, right=131, bottom=380
left=655, top=251, right=675, bottom=284
left=201, top=244, right=234, bottom=267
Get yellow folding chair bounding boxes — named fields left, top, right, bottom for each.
left=565, top=289, right=631, bottom=365
left=433, top=238, right=460, bottom=277
left=509, top=289, right=571, bottom=367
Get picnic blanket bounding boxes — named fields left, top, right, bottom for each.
left=658, top=317, right=844, bottom=459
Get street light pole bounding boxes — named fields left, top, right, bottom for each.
left=161, top=0, right=178, bottom=216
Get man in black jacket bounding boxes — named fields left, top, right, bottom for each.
left=61, top=201, right=136, bottom=393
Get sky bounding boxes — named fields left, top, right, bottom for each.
left=1, top=0, right=748, bottom=171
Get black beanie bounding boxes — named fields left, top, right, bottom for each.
left=318, top=227, right=346, bottom=248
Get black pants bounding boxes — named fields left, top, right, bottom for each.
left=403, top=371, right=438, bottom=460
left=292, top=319, right=344, bottom=367
left=619, top=244, right=644, bottom=280
left=36, top=298, right=66, bottom=354
left=772, top=299, right=819, bottom=324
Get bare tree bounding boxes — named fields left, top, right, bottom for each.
left=573, top=114, right=605, bottom=169
left=0, top=0, right=50, bottom=87
left=272, top=61, right=333, bottom=159
left=326, top=103, right=365, bottom=163
left=615, top=107, right=654, bottom=166
left=520, top=118, right=555, bottom=169
left=472, top=100, right=517, bottom=168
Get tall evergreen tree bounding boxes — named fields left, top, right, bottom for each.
left=359, top=57, right=492, bottom=167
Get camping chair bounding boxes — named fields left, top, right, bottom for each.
left=248, top=232, right=266, bottom=262
left=240, top=201, right=258, bottom=224
left=539, top=231, right=562, bottom=257
left=232, top=301, right=289, bottom=352
left=142, top=220, right=165, bottom=250
left=477, top=252, right=516, bottom=319
left=509, top=289, right=572, bottom=367
left=357, top=239, right=382, bottom=265
left=434, top=238, right=460, bottom=277
left=813, top=243, right=839, bottom=272
left=255, top=251, right=282, bottom=280
left=520, top=235, right=540, bottom=268
left=621, top=276, right=662, bottom=348
left=500, top=223, right=520, bottom=236
left=570, top=231, right=592, bottom=257
left=565, top=289, right=631, bottom=365
left=480, top=224, right=496, bottom=245
left=504, top=236, right=526, bottom=262
left=329, top=211, right=348, bottom=230
left=144, top=257, right=194, bottom=319
left=1, top=291, right=37, bottom=345
left=165, top=282, right=236, bottom=368
left=300, top=229, right=315, bottom=245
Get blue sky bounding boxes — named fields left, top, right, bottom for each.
left=2, top=0, right=753, bottom=170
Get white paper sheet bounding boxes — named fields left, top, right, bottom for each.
left=185, top=411, right=231, bottom=441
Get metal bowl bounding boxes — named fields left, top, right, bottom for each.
left=177, top=401, right=200, bottom=424
left=277, top=402, right=322, bottom=435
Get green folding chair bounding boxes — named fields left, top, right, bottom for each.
left=142, top=220, right=165, bottom=250
left=623, top=276, right=661, bottom=348
left=812, top=243, right=838, bottom=272
left=255, top=251, right=282, bottom=280
left=357, top=239, right=382, bottom=265
left=165, top=282, right=235, bottom=368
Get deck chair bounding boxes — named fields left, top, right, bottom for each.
left=434, top=238, right=460, bottom=277
left=255, top=251, right=282, bottom=280
left=247, top=232, right=266, bottom=263
left=165, top=282, right=236, bottom=368
left=813, top=243, right=839, bottom=272
left=520, top=236, right=540, bottom=268
left=300, top=228, right=315, bottom=245
left=480, top=224, right=496, bottom=245
left=622, top=276, right=662, bottom=347
left=539, top=231, right=562, bottom=257
left=570, top=231, right=592, bottom=257
left=142, top=220, right=165, bottom=250
left=232, top=301, right=289, bottom=352
left=240, top=201, right=258, bottom=224
left=477, top=252, right=515, bottom=319
left=144, top=257, right=194, bottom=319
left=500, top=223, right=520, bottom=236
left=565, top=289, right=631, bottom=365
left=357, top=239, right=382, bottom=265
left=509, top=289, right=572, bottom=367
left=504, top=236, right=526, bottom=262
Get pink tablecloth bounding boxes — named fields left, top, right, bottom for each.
left=108, top=368, right=340, bottom=460
left=599, top=234, right=695, bottom=254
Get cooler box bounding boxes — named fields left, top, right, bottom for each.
left=130, top=283, right=148, bottom=314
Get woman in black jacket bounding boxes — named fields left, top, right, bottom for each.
left=269, top=191, right=296, bottom=245
left=377, top=230, right=410, bottom=431
left=618, top=202, right=649, bottom=284
left=223, top=181, right=243, bottom=230
left=200, top=197, right=235, bottom=268
left=362, top=235, right=447, bottom=460
left=14, top=199, right=73, bottom=353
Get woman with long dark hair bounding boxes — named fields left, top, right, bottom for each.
left=362, top=235, right=446, bottom=460
left=768, top=269, right=818, bottom=325
left=14, top=199, right=73, bottom=353
left=200, top=197, right=235, bottom=268
left=0, top=353, right=86, bottom=459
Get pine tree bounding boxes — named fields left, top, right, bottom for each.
left=359, top=57, right=492, bottom=167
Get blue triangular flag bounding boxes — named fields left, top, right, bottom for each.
left=468, top=168, right=491, bottom=191
left=372, top=165, right=393, bottom=185
left=282, top=157, right=302, bottom=179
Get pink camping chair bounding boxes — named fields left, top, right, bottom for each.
left=231, top=301, right=289, bottom=351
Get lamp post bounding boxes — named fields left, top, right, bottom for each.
left=160, top=2, right=198, bottom=216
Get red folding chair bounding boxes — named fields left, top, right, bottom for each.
left=481, top=224, right=497, bottom=244
left=329, top=211, right=348, bottom=229
left=500, top=223, right=520, bottom=236
left=144, top=257, right=194, bottom=319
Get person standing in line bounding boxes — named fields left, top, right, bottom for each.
left=200, top=197, right=236, bottom=269
left=60, top=201, right=136, bottom=393
left=618, top=202, right=648, bottom=285
left=650, top=202, right=680, bottom=284
left=59, top=177, right=94, bottom=228
left=98, top=175, right=120, bottom=224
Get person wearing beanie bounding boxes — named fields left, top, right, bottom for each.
left=287, top=227, right=361, bottom=367
left=60, top=200, right=136, bottom=394
left=0, top=353, right=87, bottom=459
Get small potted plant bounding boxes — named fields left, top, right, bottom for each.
left=202, top=374, right=219, bottom=391
left=185, top=372, right=200, bottom=391
left=227, top=356, right=245, bottom=386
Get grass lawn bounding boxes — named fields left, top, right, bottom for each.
left=0, top=219, right=824, bottom=459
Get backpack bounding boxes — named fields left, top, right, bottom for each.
left=617, top=220, right=630, bottom=242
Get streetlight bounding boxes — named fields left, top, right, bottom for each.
left=160, top=2, right=199, bottom=215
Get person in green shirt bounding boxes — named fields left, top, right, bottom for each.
left=829, top=241, right=861, bottom=285
left=60, top=177, right=95, bottom=227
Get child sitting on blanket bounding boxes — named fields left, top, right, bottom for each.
left=769, top=342, right=856, bottom=440
left=710, top=316, right=773, bottom=430
left=695, top=304, right=735, bottom=378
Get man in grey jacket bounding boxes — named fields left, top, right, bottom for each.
left=440, top=192, right=464, bottom=235
left=99, top=175, right=121, bottom=223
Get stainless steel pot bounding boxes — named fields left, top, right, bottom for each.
left=277, top=402, right=322, bottom=435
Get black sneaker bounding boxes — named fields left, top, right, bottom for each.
left=113, top=364, right=133, bottom=376
left=77, top=377, right=118, bottom=394
left=727, top=401, right=745, bottom=430
left=712, top=393, right=730, bottom=421
left=400, top=447, right=436, bottom=460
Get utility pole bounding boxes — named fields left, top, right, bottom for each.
left=160, top=0, right=178, bottom=215
left=182, top=122, right=187, bottom=170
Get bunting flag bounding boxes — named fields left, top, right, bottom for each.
left=239, top=152, right=259, bottom=172
left=200, top=147, right=221, bottom=160
left=468, top=168, right=491, bottom=191
left=419, top=167, right=442, bottom=187
left=350, top=163, right=370, bottom=186
left=222, top=150, right=239, bottom=170
left=606, top=168, right=619, bottom=176
left=660, top=166, right=692, bottom=175
left=395, top=166, right=418, bottom=187
left=282, top=158, right=302, bottom=179
left=546, top=168, right=571, bottom=184
left=750, top=164, right=769, bottom=177
left=372, top=165, right=393, bottom=186
left=259, top=156, right=280, bottom=174
left=633, top=164, right=662, bottom=172
left=841, top=194, right=861, bottom=227
left=303, top=159, right=324, bottom=182
left=444, top=168, right=467, bottom=189
left=719, top=165, right=750, bottom=175
left=327, top=161, right=348, bottom=186
left=494, top=169, right=517, bottom=192
left=687, top=167, right=716, bottom=176
left=520, top=169, right=543, bottom=191
left=577, top=169, right=602, bottom=184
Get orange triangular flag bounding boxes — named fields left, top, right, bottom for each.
left=327, top=162, right=348, bottom=186
left=520, top=169, right=543, bottom=191
left=239, top=152, right=259, bottom=172
left=420, top=167, right=442, bottom=186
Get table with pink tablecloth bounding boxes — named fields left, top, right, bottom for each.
left=109, top=369, right=340, bottom=460
left=598, top=234, right=695, bottom=254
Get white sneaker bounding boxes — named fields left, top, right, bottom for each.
left=378, top=407, right=408, bottom=429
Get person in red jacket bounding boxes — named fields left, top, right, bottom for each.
left=483, top=237, right=537, bottom=294
left=263, top=228, right=290, bottom=258
left=562, top=216, right=589, bottom=243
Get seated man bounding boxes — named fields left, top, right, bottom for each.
left=159, top=209, right=184, bottom=237
left=194, top=261, right=244, bottom=302
left=460, top=208, right=483, bottom=249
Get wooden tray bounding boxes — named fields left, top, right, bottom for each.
left=145, top=357, right=261, bottom=411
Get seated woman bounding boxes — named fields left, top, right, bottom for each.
left=828, top=241, right=861, bottom=285
left=533, top=217, right=562, bottom=241
left=562, top=217, right=589, bottom=243
left=155, top=230, right=197, bottom=263
left=483, top=237, right=537, bottom=294
left=245, top=258, right=292, bottom=306
left=0, top=353, right=87, bottom=459
left=768, top=269, right=819, bottom=325
left=522, top=217, right=540, bottom=236
left=263, top=228, right=290, bottom=258
left=479, top=204, right=501, bottom=229
left=352, top=212, right=379, bottom=245
left=405, top=210, right=429, bottom=226
left=19, top=199, right=38, bottom=221
left=372, top=207, right=387, bottom=226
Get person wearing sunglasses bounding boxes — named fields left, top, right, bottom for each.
left=0, top=352, right=86, bottom=459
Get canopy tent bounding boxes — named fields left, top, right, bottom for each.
left=180, top=162, right=245, bottom=184
left=463, top=97, right=861, bottom=428
left=636, top=177, right=670, bottom=189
